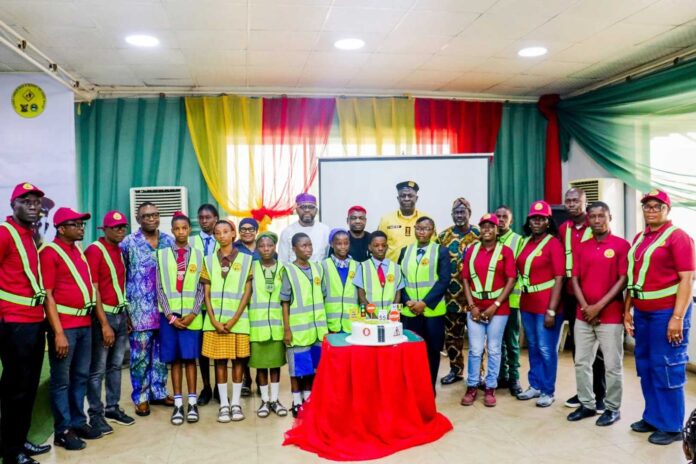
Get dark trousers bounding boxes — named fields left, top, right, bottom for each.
left=499, top=308, right=521, bottom=382
left=443, top=311, right=466, bottom=376
left=403, top=315, right=445, bottom=392
left=0, top=321, right=46, bottom=460
left=564, top=293, right=606, bottom=401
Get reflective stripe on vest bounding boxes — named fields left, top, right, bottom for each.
left=249, top=261, right=284, bottom=342
left=468, top=242, right=504, bottom=300
left=401, top=243, right=446, bottom=317
left=321, top=258, right=358, bottom=333
left=285, top=262, right=327, bottom=347
left=519, top=235, right=555, bottom=293
left=361, top=260, right=398, bottom=312
left=157, top=247, right=204, bottom=330
left=203, top=252, right=252, bottom=333
left=564, top=226, right=593, bottom=277
left=500, top=230, right=522, bottom=308
left=41, top=242, right=95, bottom=315
left=0, top=222, right=45, bottom=307
left=627, top=225, right=679, bottom=300
left=92, top=241, right=128, bottom=314
left=189, top=234, right=219, bottom=257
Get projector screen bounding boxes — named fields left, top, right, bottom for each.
left=318, top=155, right=489, bottom=232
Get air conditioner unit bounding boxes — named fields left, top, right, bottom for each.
left=129, top=186, right=188, bottom=229
left=568, top=178, right=625, bottom=238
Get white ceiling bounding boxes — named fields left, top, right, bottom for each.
left=1, top=0, right=696, bottom=99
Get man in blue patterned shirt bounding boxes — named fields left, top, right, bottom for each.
left=120, top=202, right=175, bottom=417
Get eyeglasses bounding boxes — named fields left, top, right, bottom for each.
left=642, top=203, right=667, bottom=212
left=62, top=222, right=86, bottom=229
left=139, top=212, right=160, bottom=220
left=415, top=226, right=433, bottom=232
left=239, top=227, right=257, bottom=233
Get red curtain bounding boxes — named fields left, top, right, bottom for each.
left=538, top=94, right=562, bottom=204
left=414, top=99, right=503, bottom=154
left=256, top=97, right=335, bottom=223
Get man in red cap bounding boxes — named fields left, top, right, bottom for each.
left=83, top=211, right=135, bottom=437
left=346, top=205, right=371, bottom=262
left=41, top=207, right=102, bottom=451
left=0, top=182, right=52, bottom=464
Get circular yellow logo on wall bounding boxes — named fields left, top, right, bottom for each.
left=12, top=83, right=46, bottom=118
left=604, top=249, right=615, bottom=258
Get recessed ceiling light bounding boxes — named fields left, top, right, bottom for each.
left=518, top=46, right=547, bottom=57
left=334, top=38, right=365, bottom=51
left=125, top=34, right=159, bottom=47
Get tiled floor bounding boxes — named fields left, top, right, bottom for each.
left=39, top=351, right=694, bottom=464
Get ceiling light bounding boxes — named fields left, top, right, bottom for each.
left=334, top=38, right=365, bottom=51
left=125, top=34, right=159, bottom=47
left=518, top=46, right=547, bottom=57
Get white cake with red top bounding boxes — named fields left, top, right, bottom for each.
left=347, top=320, right=407, bottom=346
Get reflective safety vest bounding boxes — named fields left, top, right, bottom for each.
left=41, top=242, right=95, bottom=316
left=401, top=243, right=446, bottom=317
left=203, top=252, right=252, bottom=333
left=91, top=241, right=129, bottom=314
left=0, top=222, right=45, bottom=307
left=499, top=229, right=522, bottom=308
left=189, top=234, right=219, bottom=257
left=157, top=247, right=204, bottom=330
left=564, top=226, right=593, bottom=277
left=360, top=259, right=399, bottom=313
left=249, top=260, right=283, bottom=341
left=519, top=235, right=555, bottom=293
left=321, top=258, right=358, bottom=333
left=468, top=242, right=505, bottom=300
left=285, top=262, right=327, bottom=347
left=627, top=225, right=678, bottom=300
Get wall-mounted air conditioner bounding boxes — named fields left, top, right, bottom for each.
left=129, top=186, right=188, bottom=229
left=568, top=178, right=625, bottom=238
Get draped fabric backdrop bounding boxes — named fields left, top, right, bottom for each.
left=76, top=97, right=214, bottom=243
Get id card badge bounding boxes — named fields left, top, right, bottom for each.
left=265, top=278, right=275, bottom=293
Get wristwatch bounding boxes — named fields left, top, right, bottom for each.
left=493, top=301, right=501, bottom=308
left=546, top=309, right=556, bottom=317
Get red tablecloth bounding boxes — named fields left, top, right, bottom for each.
left=283, top=331, right=453, bottom=461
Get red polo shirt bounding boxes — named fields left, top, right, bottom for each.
left=516, top=234, right=565, bottom=314
left=572, top=233, right=630, bottom=324
left=85, top=238, right=126, bottom=308
left=630, top=221, right=695, bottom=311
left=0, top=217, right=44, bottom=323
left=462, top=243, right=516, bottom=316
left=558, top=218, right=591, bottom=294
left=40, top=238, right=93, bottom=329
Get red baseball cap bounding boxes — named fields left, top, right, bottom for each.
left=478, top=213, right=500, bottom=227
left=10, top=182, right=44, bottom=202
left=347, top=205, right=366, bottom=215
left=527, top=200, right=553, bottom=218
left=641, top=189, right=671, bottom=207
left=99, top=210, right=128, bottom=229
left=53, top=207, right=91, bottom=227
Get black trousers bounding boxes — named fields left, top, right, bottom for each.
left=563, top=293, right=606, bottom=401
left=0, top=321, right=46, bottom=460
left=402, top=315, right=445, bottom=393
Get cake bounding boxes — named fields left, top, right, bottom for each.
left=346, top=319, right=407, bottom=346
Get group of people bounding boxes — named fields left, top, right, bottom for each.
left=0, top=178, right=693, bottom=464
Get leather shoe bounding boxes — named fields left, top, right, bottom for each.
left=596, top=410, right=621, bottom=427
left=7, top=452, right=38, bottom=464
left=440, top=371, right=463, bottom=385
left=135, top=402, right=150, bottom=417
left=509, top=381, right=523, bottom=396
left=150, top=395, right=174, bottom=406
left=648, top=430, right=682, bottom=445
left=23, top=441, right=51, bottom=456
left=567, top=405, right=597, bottom=422
left=631, top=419, right=657, bottom=433
left=198, top=385, right=213, bottom=406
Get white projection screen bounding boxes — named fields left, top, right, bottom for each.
left=318, top=155, right=489, bottom=232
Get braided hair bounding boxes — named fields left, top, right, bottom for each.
left=684, top=408, right=696, bottom=463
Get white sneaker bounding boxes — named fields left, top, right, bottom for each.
left=516, top=387, right=541, bottom=400
left=217, top=406, right=231, bottom=423
left=536, top=394, right=555, bottom=408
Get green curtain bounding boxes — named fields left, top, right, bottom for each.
left=557, top=58, right=696, bottom=207
left=489, top=103, right=548, bottom=234
left=75, top=97, right=215, bottom=242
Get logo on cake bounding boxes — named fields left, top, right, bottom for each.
left=394, top=326, right=401, bottom=337
left=362, top=327, right=371, bottom=336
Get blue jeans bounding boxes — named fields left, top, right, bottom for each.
left=634, top=304, right=691, bottom=433
left=48, top=326, right=92, bottom=434
left=521, top=312, right=563, bottom=396
left=466, top=313, right=509, bottom=388
left=86, top=313, right=129, bottom=419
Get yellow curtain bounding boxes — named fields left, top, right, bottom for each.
left=335, top=97, right=415, bottom=155
left=184, top=95, right=264, bottom=219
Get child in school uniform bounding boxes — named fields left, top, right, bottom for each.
left=156, top=212, right=205, bottom=426
left=248, top=231, right=288, bottom=418
left=322, top=229, right=358, bottom=333
left=353, top=231, right=404, bottom=312
left=280, top=232, right=328, bottom=418
left=200, top=219, right=253, bottom=423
